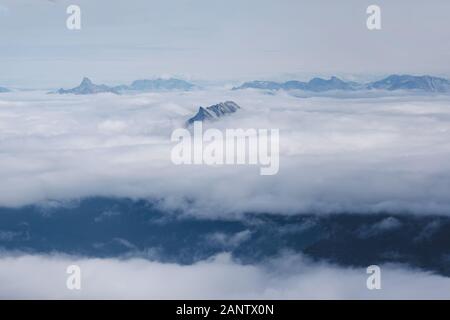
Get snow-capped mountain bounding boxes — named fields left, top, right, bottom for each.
left=234, top=75, right=450, bottom=93
left=367, top=75, right=450, bottom=92
left=56, top=77, right=119, bottom=95
left=187, top=101, right=241, bottom=125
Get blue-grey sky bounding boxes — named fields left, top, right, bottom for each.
left=1, top=0, right=450, bottom=87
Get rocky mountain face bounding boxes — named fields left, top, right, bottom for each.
left=187, top=101, right=241, bottom=125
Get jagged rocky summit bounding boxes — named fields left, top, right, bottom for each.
left=187, top=101, right=241, bottom=125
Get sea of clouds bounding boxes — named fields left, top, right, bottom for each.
left=1, top=252, right=450, bottom=299
left=2, top=89, right=450, bottom=298
left=1, top=89, right=450, bottom=216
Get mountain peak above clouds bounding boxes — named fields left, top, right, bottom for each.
left=56, top=77, right=119, bottom=95
left=80, top=77, right=93, bottom=86
left=187, top=101, right=241, bottom=125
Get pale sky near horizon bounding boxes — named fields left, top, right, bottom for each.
left=0, top=0, right=450, bottom=88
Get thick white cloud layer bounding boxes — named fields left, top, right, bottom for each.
left=1, top=90, right=450, bottom=216
left=0, top=253, right=449, bottom=299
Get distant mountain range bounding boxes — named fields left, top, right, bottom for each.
left=0, top=87, right=10, bottom=93
left=187, top=101, right=241, bottom=125
left=55, top=77, right=196, bottom=95
left=119, top=78, right=195, bottom=92
left=14, top=74, right=450, bottom=95
left=367, top=75, right=450, bottom=92
left=233, top=75, right=450, bottom=93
